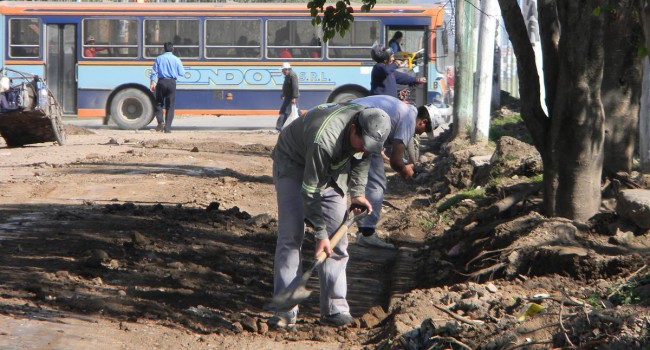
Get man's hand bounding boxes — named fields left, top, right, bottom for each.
left=350, top=196, right=372, bottom=215
left=315, top=237, right=332, bottom=257
left=149, top=82, right=156, bottom=93
left=381, top=150, right=390, bottom=162
left=399, top=163, right=415, bottom=179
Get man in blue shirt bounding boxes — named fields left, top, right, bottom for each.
left=149, top=42, right=185, bottom=133
left=370, top=43, right=425, bottom=98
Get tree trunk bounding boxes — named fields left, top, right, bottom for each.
left=499, top=0, right=619, bottom=221
left=545, top=1, right=605, bottom=221
left=601, top=1, right=643, bottom=174
left=638, top=1, right=650, bottom=172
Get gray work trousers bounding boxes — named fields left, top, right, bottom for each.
left=357, top=152, right=386, bottom=230
left=273, top=167, right=350, bottom=317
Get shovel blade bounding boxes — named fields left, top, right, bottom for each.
left=265, top=284, right=312, bottom=311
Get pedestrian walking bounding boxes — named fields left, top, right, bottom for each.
left=149, top=42, right=185, bottom=133
left=276, top=62, right=300, bottom=131
left=270, top=102, right=391, bottom=328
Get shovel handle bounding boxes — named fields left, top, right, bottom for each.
left=314, top=205, right=368, bottom=262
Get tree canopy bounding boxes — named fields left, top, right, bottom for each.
left=307, top=0, right=377, bottom=41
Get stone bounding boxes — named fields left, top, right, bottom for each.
left=257, top=320, right=268, bottom=334
left=617, top=189, right=650, bottom=228
left=240, top=315, right=257, bottom=333
left=131, top=230, right=149, bottom=246
left=359, top=313, right=380, bottom=328
left=368, top=305, right=387, bottom=320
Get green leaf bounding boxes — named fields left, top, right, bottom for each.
left=638, top=45, right=648, bottom=58
left=592, top=6, right=601, bottom=17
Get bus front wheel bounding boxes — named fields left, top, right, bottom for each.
left=110, top=89, right=154, bottom=130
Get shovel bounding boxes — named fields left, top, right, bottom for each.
left=265, top=205, right=368, bottom=311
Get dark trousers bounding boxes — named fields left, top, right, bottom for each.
left=154, top=78, right=176, bottom=132
left=278, top=98, right=292, bottom=117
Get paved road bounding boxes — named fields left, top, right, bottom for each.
left=64, top=114, right=277, bottom=131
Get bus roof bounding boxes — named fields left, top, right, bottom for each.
left=0, top=1, right=444, bottom=19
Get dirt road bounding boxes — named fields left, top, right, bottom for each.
left=0, top=125, right=405, bottom=350
left=1, top=122, right=648, bottom=350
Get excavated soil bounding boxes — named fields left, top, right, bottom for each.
left=0, top=121, right=648, bottom=350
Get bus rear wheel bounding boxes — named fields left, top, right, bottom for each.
left=329, top=90, right=366, bottom=103
left=110, top=89, right=154, bottom=130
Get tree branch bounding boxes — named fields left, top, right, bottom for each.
left=431, top=303, right=486, bottom=326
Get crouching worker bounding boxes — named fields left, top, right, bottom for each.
left=351, top=96, right=444, bottom=249
left=270, top=103, right=391, bottom=328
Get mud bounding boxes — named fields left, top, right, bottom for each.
left=0, top=121, right=648, bottom=349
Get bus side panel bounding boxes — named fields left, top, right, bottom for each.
left=77, top=64, right=373, bottom=113
left=427, top=63, right=446, bottom=103
left=77, top=89, right=330, bottom=116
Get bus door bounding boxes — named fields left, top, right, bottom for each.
left=386, top=27, right=428, bottom=107
left=45, top=24, right=77, bottom=115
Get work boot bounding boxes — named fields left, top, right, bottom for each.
left=357, top=232, right=395, bottom=249
left=320, top=312, right=354, bottom=327
left=155, top=122, right=164, bottom=132
left=268, top=309, right=297, bottom=329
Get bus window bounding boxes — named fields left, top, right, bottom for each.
left=436, top=27, right=452, bottom=72
left=266, top=19, right=321, bottom=60
left=327, top=20, right=379, bottom=59
left=8, top=18, right=40, bottom=58
left=205, top=19, right=261, bottom=59
left=144, top=19, right=199, bottom=59
left=83, top=19, right=139, bottom=58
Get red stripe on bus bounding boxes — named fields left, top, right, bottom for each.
left=77, top=109, right=105, bottom=118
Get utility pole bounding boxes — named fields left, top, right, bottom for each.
left=453, top=0, right=477, bottom=138
left=472, top=0, right=499, bottom=144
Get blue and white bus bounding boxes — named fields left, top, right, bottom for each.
left=0, top=1, right=449, bottom=129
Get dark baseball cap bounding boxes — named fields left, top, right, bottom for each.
left=358, top=108, right=391, bottom=153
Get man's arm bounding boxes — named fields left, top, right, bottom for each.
left=394, top=70, right=425, bottom=86
left=291, top=73, right=300, bottom=100
left=389, top=140, right=414, bottom=179
left=175, top=57, right=186, bottom=78
left=149, top=58, right=159, bottom=92
left=301, top=145, right=332, bottom=240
